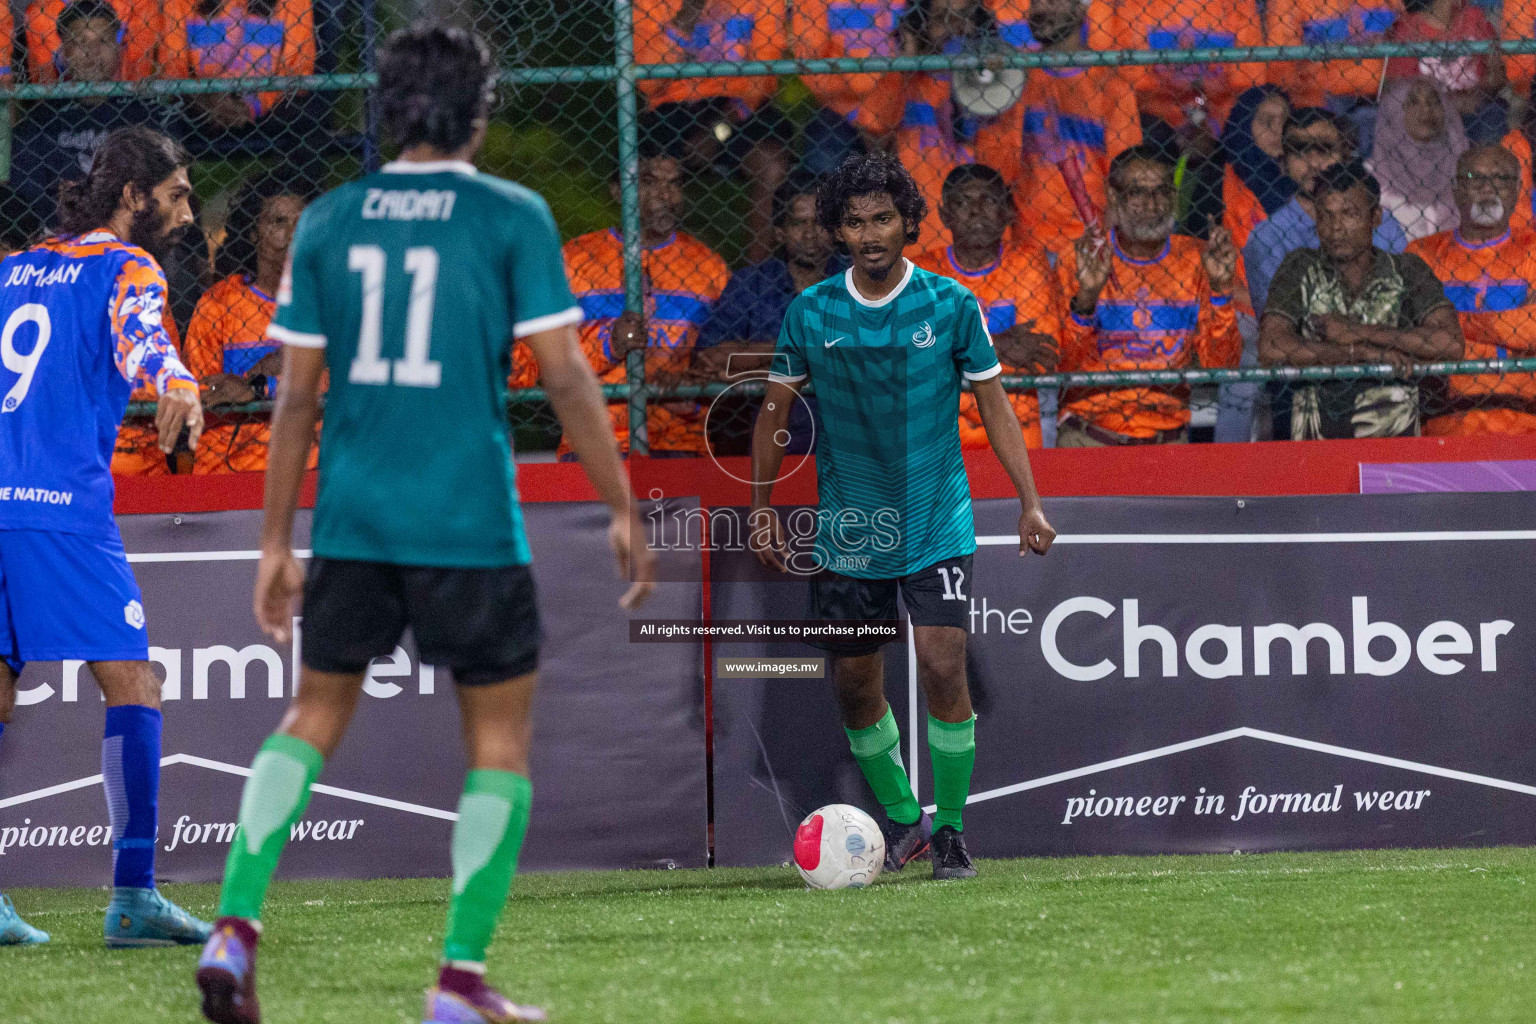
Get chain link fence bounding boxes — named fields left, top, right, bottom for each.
left=8, top=0, right=1535, bottom=470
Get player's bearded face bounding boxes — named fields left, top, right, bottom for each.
left=131, top=169, right=195, bottom=260
left=838, top=193, right=908, bottom=279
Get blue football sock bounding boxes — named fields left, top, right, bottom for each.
left=102, top=705, right=162, bottom=890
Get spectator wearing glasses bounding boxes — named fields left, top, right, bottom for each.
left=1220, top=109, right=1411, bottom=440
left=26, top=0, right=166, bottom=82
left=1410, top=144, right=1536, bottom=436
left=1056, top=145, right=1241, bottom=445
left=1259, top=160, right=1461, bottom=439
left=11, top=0, right=158, bottom=230
left=1369, top=78, right=1469, bottom=241
left=1243, top=108, right=1409, bottom=317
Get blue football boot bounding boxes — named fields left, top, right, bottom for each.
left=0, top=893, right=49, bottom=945
left=103, top=886, right=213, bottom=948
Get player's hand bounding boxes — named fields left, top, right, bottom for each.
left=748, top=505, right=790, bottom=573
left=1202, top=225, right=1238, bottom=295
left=253, top=547, right=305, bottom=643
left=1073, top=229, right=1112, bottom=304
left=609, top=312, right=649, bottom=358
left=1019, top=503, right=1055, bottom=556
left=608, top=509, right=656, bottom=610
left=156, top=385, right=203, bottom=454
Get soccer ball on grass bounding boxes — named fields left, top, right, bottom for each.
left=793, top=804, right=885, bottom=889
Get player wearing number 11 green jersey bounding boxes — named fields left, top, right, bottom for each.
left=195, top=23, right=655, bottom=1024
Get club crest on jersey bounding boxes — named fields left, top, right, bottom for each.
left=911, top=321, right=935, bottom=348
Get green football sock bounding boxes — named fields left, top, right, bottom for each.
left=219, top=733, right=324, bottom=921
left=443, top=770, right=532, bottom=965
left=928, top=714, right=977, bottom=833
left=845, top=707, right=920, bottom=826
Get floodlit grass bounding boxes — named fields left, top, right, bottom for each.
left=1, top=847, right=1531, bottom=1023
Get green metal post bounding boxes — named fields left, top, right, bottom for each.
left=614, top=0, right=648, bottom=456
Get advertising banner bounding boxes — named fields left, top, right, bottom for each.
left=710, top=493, right=1536, bottom=865
left=0, top=501, right=707, bottom=888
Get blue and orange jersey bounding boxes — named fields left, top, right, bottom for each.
left=557, top=228, right=729, bottom=454
left=976, top=66, right=1142, bottom=262
left=1114, top=0, right=1267, bottom=128
left=0, top=5, right=14, bottom=83
left=634, top=0, right=785, bottom=110
left=26, top=0, right=164, bottom=82
left=792, top=0, right=903, bottom=135
left=1266, top=0, right=1401, bottom=106
left=161, top=0, right=315, bottom=118
left=1056, top=232, right=1240, bottom=436
left=0, top=230, right=195, bottom=533
left=913, top=242, right=1065, bottom=448
left=1504, top=0, right=1536, bottom=92
left=1408, top=226, right=1536, bottom=433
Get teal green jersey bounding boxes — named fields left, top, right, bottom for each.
left=771, top=260, right=1000, bottom=579
left=268, top=160, right=580, bottom=567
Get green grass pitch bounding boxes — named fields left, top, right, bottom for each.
left=1, top=846, right=1531, bottom=1023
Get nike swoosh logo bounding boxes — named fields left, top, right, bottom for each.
left=825, top=337, right=845, bottom=347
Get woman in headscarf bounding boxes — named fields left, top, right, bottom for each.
left=1221, top=85, right=1294, bottom=251
left=1370, top=78, right=1470, bottom=240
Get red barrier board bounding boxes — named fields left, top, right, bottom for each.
left=114, top=433, right=1536, bottom=516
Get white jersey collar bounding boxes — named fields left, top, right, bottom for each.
left=381, top=159, right=478, bottom=176
left=845, top=258, right=914, bottom=308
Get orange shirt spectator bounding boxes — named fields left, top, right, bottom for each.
left=161, top=0, right=315, bottom=121
left=1266, top=0, right=1402, bottom=107
left=988, top=0, right=1119, bottom=52
left=27, top=0, right=164, bottom=81
left=914, top=242, right=1063, bottom=447
left=559, top=228, right=729, bottom=455
left=634, top=0, right=785, bottom=110
left=976, top=67, right=1141, bottom=260
left=1058, top=233, right=1241, bottom=437
left=1409, top=142, right=1536, bottom=436
left=1114, top=0, right=1267, bottom=129
left=0, top=5, right=13, bottom=83
left=1411, top=226, right=1536, bottom=435
left=183, top=274, right=303, bottom=472
left=792, top=0, right=904, bottom=137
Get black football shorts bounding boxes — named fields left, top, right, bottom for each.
left=300, top=558, right=541, bottom=685
left=805, top=553, right=973, bottom=657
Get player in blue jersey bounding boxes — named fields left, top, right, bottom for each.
left=750, top=152, right=1056, bottom=880
left=192, top=24, right=654, bottom=1024
left=0, top=127, right=210, bottom=947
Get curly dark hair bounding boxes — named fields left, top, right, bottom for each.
left=816, top=151, right=927, bottom=245
left=377, top=22, right=496, bottom=154
left=216, top=172, right=317, bottom=279
left=58, top=126, right=188, bottom=237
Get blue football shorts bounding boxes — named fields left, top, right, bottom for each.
left=0, top=528, right=149, bottom=674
